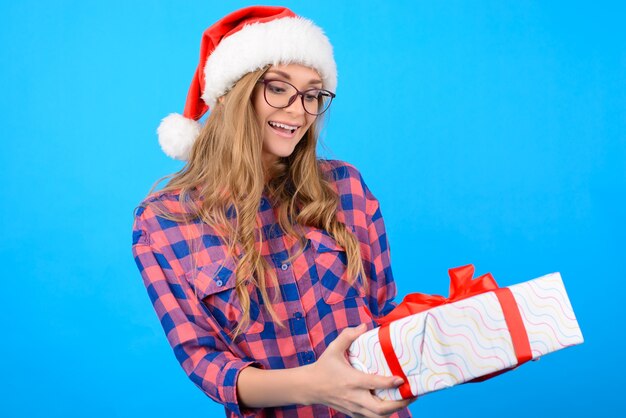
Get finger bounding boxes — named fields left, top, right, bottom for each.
left=371, top=392, right=416, bottom=404
left=366, top=387, right=415, bottom=413
left=360, top=373, right=405, bottom=391
left=329, top=323, right=368, bottom=353
left=345, top=391, right=410, bottom=418
left=362, top=395, right=413, bottom=417
left=330, top=400, right=368, bottom=418
left=357, top=400, right=405, bottom=418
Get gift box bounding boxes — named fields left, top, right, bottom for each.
left=348, top=265, right=584, bottom=400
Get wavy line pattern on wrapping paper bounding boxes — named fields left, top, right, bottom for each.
left=384, top=318, right=425, bottom=394
left=434, top=315, right=515, bottom=367
left=349, top=337, right=379, bottom=375
left=423, top=339, right=466, bottom=382
left=422, top=320, right=469, bottom=380
left=398, top=321, right=426, bottom=375
left=426, top=314, right=510, bottom=372
left=428, top=306, right=515, bottom=361
left=393, top=316, right=419, bottom=362
left=376, top=387, right=397, bottom=402
left=407, top=329, right=470, bottom=377
left=347, top=343, right=363, bottom=372
left=529, top=339, right=551, bottom=357
left=441, top=305, right=515, bottom=355
left=361, top=337, right=386, bottom=373
left=432, top=376, right=453, bottom=391
left=450, top=303, right=510, bottom=333
left=470, top=292, right=510, bottom=324
left=357, top=332, right=377, bottom=366
left=514, top=290, right=581, bottom=336
left=423, top=319, right=481, bottom=372
left=517, top=324, right=578, bottom=355
left=427, top=313, right=510, bottom=369
left=425, top=298, right=518, bottom=369
left=350, top=334, right=364, bottom=358
left=449, top=298, right=509, bottom=331
left=514, top=291, right=581, bottom=344
left=349, top=333, right=373, bottom=372
left=525, top=279, right=578, bottom=322
left=392, top=315, right=425, bottom=370
left=367, top=336, right=393, bottom=377
left=530, top=276, right=577, bottom=318
left=373, top=324, right=408, bottom=401
left=350, top=359, right=367, bottom=374
left=512, top=281, right=576, bottom=324
left=517, top=283, right=578, bottom=324
left=424, top=375, right=448, bottom=393
left=421, top=335, right=464, bottom=387
left=421, top=324, right=502, bottom=376
left=352, top=332, right=373, bottom=369
left=371, top=338, right=388, bottom=374
left=515, top=294, right=574, bottom=345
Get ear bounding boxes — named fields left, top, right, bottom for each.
left=218, top=96, right=225, bottom=104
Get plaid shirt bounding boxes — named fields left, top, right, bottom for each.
left=131, top=159, right=412, bottom=418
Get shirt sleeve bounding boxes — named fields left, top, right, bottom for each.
left=358, top=170, right=399, bottom=318
left=131, top=208, right=263, bottom=417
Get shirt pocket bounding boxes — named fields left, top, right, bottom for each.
left=305, top=227, right=366, bottom=304
left=185, top=255, right=265, bottom=336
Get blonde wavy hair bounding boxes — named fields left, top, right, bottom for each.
left=141, top=66, right=367, bottom=339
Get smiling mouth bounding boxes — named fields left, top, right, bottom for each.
left=268, top=121, right=300, bottom=135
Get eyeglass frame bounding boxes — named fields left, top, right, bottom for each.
left=256, top=79, right=336, bottom=116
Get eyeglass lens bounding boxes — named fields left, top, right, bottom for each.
left=264, top=80, right=333, bottom=115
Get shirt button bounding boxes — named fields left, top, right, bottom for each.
left=281, top=263, right=289, bottom=271
left=215, top=279, right=223, bottom=287
left=294, top=312, right=303, bottom=319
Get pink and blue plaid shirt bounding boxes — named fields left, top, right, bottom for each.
left=131, top=159, right=412, bottom=417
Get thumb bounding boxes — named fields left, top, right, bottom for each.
left=330, top=323, right=368, bottom=353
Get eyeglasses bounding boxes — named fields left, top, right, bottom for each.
left=257, top=79, right=336, bottom=116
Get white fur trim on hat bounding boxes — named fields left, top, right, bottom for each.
left=201, top=17, right=337, bottom=108
left=157, top=113, right=202, bottom=160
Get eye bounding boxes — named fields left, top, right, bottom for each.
left=304, top=90, right=321, bottom=102
left=265, top=81, right=292, bottom=95
left=268, top=84, right=287, bottom=94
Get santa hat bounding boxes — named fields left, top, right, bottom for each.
left=157, top=6, right=338, bottom=160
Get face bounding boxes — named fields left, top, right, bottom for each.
left=252, top=63, right=322, bottom=168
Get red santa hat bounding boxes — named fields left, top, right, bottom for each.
left=157, top=5, right=338, bottom=160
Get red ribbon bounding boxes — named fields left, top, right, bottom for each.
left=375, top=265, right=532, bottom=399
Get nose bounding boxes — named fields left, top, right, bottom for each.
left=284, top=93, right=307, bottom=115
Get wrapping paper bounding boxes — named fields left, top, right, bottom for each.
left=348, top=269, right=584, bottom=400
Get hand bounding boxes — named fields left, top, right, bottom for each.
left=305, top=323, right=417, bottom=418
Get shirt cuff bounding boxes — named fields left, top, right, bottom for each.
left=218, top=360, right=265, bottom=417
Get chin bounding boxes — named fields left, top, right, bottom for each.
left=271, top=148, right=296, bottom=158
left=263, top=138, right=304, bottom=159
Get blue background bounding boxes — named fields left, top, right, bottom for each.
left=1, top=0, right=623, bottom=416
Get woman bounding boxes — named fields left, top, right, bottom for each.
left=132, top=6, right=415, bottom=417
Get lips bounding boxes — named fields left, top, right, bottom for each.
left=268, top=120, right=300, bottom=138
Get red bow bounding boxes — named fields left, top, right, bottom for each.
left=375, top=265, right=532, bottom=399
left=376, top=264, right=498, bottom=326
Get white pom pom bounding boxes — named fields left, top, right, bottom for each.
left=156, top=113, right=202, bottom=160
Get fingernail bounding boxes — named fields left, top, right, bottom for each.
left=394, top=377, right=404, bottom=386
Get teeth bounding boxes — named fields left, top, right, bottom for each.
left=269, top=121, right=298, bottom=130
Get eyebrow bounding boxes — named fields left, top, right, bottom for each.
left=265, top=69, right=323, bottom=85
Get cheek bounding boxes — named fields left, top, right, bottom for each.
left=303, top=116, right=317, bottom=133
left=252, top=89, right=269, bottom=122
